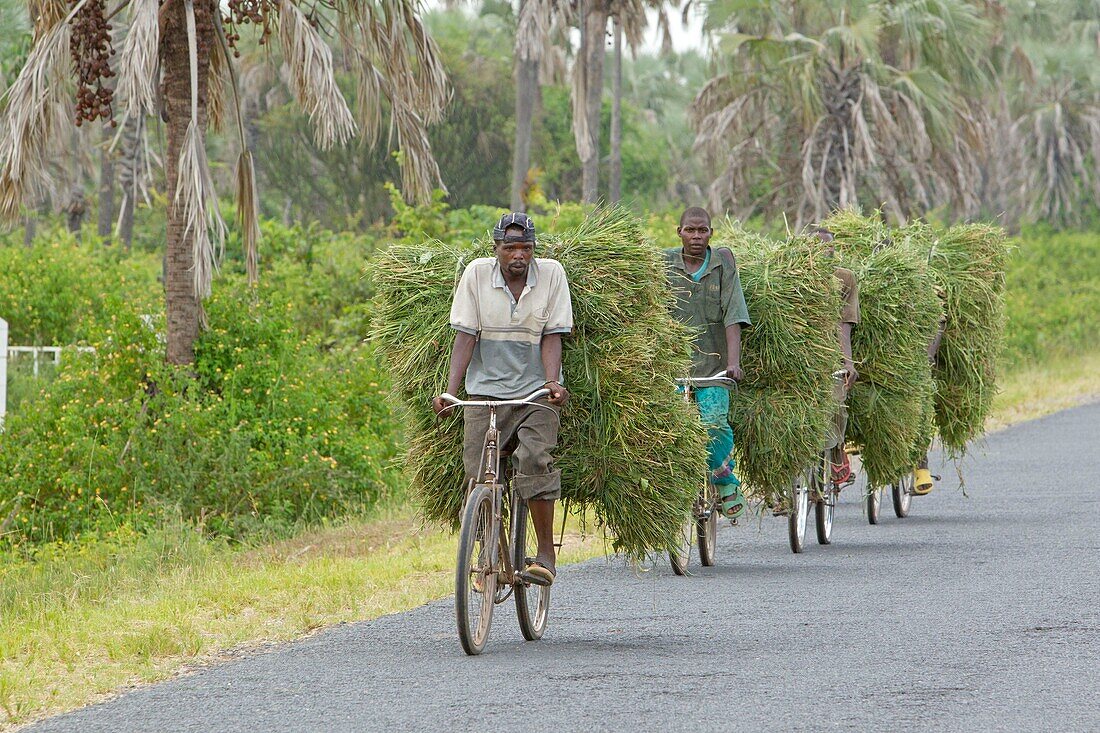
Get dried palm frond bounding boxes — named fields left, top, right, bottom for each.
left=216, top=23, right=260, bottom=286
left=235, top=150, right=259, bottom=284
left=206, top=28, right=229, bottom=133
left=341, top=0, right=449, bottom=203
left=116, top=0, right=159, bottom=119
left=28, top=0, right=66, bottom=35
left=277, top=0, right=356, bottom=150
left=0, top=16, right=74, bottom=220
left=176, top=0, right=225, bottom=300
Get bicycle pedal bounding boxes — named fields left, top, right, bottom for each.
left=932, top=474, right=942, bottom=482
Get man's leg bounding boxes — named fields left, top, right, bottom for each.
left=696, top=387, right=745, bottom=517
left=511, top=402, right=562, bottom=584
left=829, top=379, right=852, bottom=484
left=461, top=401, right=491, bottom=490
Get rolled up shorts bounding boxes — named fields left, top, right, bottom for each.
left=461, top=396, right=562, bottom=501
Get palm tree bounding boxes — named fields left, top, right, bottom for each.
left=0, top=0, right=448, bottom=365
left=511, top=0, right=572, bottom=210
left=692, top=0, right=989, bottom=227
left=988, top=0, right=1100, bottom=226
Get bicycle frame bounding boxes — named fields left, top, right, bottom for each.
left=444, top=388, right=552, bottom=601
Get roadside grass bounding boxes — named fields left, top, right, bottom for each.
left=2, top=351, right=1098, bottom=730
left=988, top=350, right=1100, bottom=431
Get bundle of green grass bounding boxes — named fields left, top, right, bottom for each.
left=370, top=207, right=707, bottom=558
left=820, top=209, right=942, bottom=486
left=903, top=220, right=1010, bottom=454
left=711, top=225, right=840, bottom=505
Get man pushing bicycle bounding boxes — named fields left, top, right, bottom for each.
left=433, top=212, right=573, bottom=587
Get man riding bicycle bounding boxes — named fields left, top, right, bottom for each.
left=432, top=212, right=573, bottom=587
left=663, top=207, right=751, bottom=519
left=811, top=227, right=860, bottom=485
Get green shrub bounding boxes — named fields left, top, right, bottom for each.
left=1003, top=227, right=1100, bottom=366
left=0, top=281, right=401, bottom=547
left=0, top=231, right=160, bottom=345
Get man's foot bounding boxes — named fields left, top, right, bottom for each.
left=519, top=557, right=556, bottom=587
left=913, top=468, right=934, bottom=495
left=719, top=484, right=747, bottom=520
left=831, top=452, right=853, bottom=486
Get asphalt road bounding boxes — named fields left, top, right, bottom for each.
left=28, top=402, right=1100, bottom=732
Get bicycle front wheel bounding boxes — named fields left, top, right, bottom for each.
left=697, top=480, right=719, bottom=567
left=814, top=457, right=835, bottom=546
left=866, top=485, right=881, bottom=525
left=455, top=484, right=498, bottom=656
left=892, top=473, right=913, bottom=518
left=788, top=470, right=810, bottom=554
left=512, top=497, right=550, bottom=641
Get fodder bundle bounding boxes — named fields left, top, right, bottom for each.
left=910, top=221, right=1010, bottom=453
left=822, top=210, right=942, bottom=486
left=371, top=207, right=707, bottom=558
left=712, top=226, right=840, bottom=504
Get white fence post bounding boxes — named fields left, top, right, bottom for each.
left=0, top=317, right=8, bottom=429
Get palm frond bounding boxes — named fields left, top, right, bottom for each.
left=277, top=0, right=357, bottom=150
left=0, top=15, right=72, bottom=220
left=116, top=0, right=159, bottom=119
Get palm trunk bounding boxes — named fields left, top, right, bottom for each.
left=97, top=128, right=116, bottom=240
left=511, top=57, right=539, bottom=211
left=117, top=115, right=143, bottom=250
left=581, top=2, right=608, bottom=204
left=162, top=0, right=213, bottom=365
left=510, top=0, right=539, bottom=211
left=609, top=16, right=622, bottom=204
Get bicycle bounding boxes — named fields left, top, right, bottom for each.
left=788, top=371, right=849, bottom=553
left=867, top=471, right=920, bottom=524
left=669, top=371, right=737, bottom=575
left=437, top=388, right=554, bottom=656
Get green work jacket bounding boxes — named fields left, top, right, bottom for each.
left=663, top=246, right=752, bottom=378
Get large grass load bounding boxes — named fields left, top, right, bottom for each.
left=711, top=225, right=840, bottom=504
left=821, top=210, right=942, bottom=486
left=371, top=207, right=708, bottom=558
left=917, top=223, right=1010, bottom=453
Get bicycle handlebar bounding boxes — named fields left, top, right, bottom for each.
left=437, top=387, right=553, bottom=411
left=676, top=370, right=737, bottom=387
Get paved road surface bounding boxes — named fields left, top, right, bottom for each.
left=28, top=403, right=1100, bottom=732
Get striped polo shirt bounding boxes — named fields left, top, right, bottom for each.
left=450, top=257, right=574, bottom=399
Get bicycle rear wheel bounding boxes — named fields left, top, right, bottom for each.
left=669, top=515, right=694, bottom=575
left=512, top=497, right=550, bottom=641
left=892, top=473, right=914, bottom=518
left=455, top=484, right=498, bottom=655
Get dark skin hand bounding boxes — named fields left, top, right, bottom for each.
left=678, top=215, right=744, bottom=381
left=839, top=322, right=858, bottom=389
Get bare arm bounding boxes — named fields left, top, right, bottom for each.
left=433, top=331, right=477, bottom=414
left=839, top=322, right=857, bottom=388
left=724, top=323, right=744, bottom=381
left=540, top=332, right=569, bottom=405
left=927, top=320, right=946, bottom=364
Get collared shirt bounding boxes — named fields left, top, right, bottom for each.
left=449, top=257, right=574, bottom=399
left=664, top=246, right=752, bottom=378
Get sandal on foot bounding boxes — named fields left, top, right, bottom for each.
left=913, top=468, right=934, bottom=495
left=720, top=485, right=747, bottom=520
left=519, top=559, right=556, bottom=587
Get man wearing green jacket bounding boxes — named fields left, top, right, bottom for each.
left=663, top=207, right=752, bottom=518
